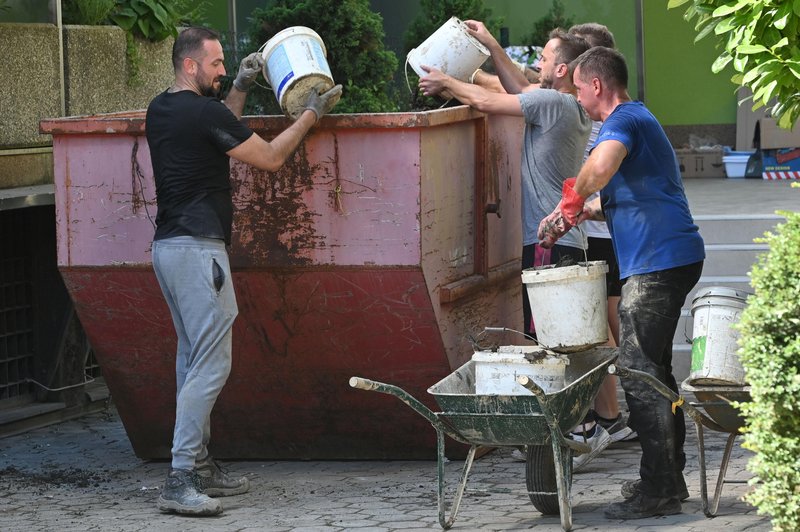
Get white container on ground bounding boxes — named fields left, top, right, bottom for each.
left=406, top=16, right=490, bottom=82
left=723, top=154, right=750, bottom=178
left=261, top=26, right=335, bottom=120
left=521, top=261, right=609, bottom=352
left=689, top=287, right=751, bottom=386
left=473, top=346, right=570, bottom=395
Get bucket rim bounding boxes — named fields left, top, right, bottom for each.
left=446, top=16, right=490, bottom=56
left=261, top=26, right=327, bottom=63
left=691, top=286, right=752, bottom=308
left=521, top=260, right=608, bottom=283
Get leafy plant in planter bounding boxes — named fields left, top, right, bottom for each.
left=63, top=0, right=206, bottom=87
left=62, top=0, right=116, bottom=26
left=247, top=0, right=398, bottom=116
left=736, top=192, right=800, bottom=532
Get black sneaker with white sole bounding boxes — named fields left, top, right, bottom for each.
left=596, top=413, right=638, bottom=443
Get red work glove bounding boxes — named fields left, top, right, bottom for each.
left=559, top=178, right=586, bottom=226
left=537, top=178, right=588, bottom=249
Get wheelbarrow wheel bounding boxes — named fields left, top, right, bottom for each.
left=525, top=444, right=567, bottom=515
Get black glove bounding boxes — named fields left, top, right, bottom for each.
left=304, top=84, right=343, bottom=121
left=233, top=53, right=263, bottom=92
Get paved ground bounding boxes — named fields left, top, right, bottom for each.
left=0, top=399, right=771, bottom=532
left=1, top=177, right=789, bottom=532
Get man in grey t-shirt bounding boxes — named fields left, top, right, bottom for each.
left=419, top=21, right=591, bottom=339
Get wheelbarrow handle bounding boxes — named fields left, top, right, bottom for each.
left=607, top=365, right=729, bottom=433
left=349, top=376, right=470, bottom=445
left=516, top=376, right=591, bottom=456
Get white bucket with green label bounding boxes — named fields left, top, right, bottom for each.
left=260, top=26, right=334, bottom=119
left=689, top=287, right=750, bottom=386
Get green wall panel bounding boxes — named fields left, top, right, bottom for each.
left=484, top=0, right=639, bottom=101
left=643, top=2, right=736, bottom=126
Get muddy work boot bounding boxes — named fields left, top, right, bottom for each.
left=156, top=468, right=222, bottom=516
left=195, top=456, right=250, bottom=497
left=621, top=478, right=689, bottom=501
left=604, top=491, right=681, bottom=520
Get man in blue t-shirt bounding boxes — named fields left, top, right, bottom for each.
left=538, top=46, right=704, bottom=519
left=146, top=26, right=341, bottom=517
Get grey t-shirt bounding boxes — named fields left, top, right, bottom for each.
left=518, top=89, right=591, bottom=249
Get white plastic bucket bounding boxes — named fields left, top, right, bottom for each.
left=521, top=262, right=609, bottom=352
left=473, top=346, right=570, bottom=395
left=260, top=26, right=335, bottom=119
left=689, top=287, right=750, bottom=386
left=407, top=17, right=490, bottom=82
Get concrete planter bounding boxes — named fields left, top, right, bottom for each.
left=0, top=23, right=173, bottom=189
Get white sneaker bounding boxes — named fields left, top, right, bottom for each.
left=572, top=424, right=611, bottom=472
left=510, top=447, right=527, bottom=462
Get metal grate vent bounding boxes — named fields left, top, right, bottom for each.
left=0, top=256, right=35, bottom=401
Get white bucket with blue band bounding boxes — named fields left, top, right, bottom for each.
left=261, top=26, right=334, bottom=119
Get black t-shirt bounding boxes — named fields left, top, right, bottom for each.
left=145, top=90, right=253, bottom=244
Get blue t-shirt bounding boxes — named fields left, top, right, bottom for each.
left=595, top=102, right=705, bottom=279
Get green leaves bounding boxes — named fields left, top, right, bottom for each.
left=736, top=203, right=800, bottom=531
left=109, top=0, right=181, bottom=43
left=672, top=0, right=800, bottom=132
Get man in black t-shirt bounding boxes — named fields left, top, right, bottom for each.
left=146, top=26, right=341, bottom=517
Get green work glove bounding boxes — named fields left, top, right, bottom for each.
left=233, top=52, right=263, bottom=92
left=304, top=83, right=343, bottom=121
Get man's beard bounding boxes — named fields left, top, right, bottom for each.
left=196, top=72, right=220, bottom=98
left=540, top=74, right=553, bottom=89
left=200, top=82, right=220, bottom=98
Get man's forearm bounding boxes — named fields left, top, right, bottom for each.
left=223, top=87, right=248, bottom=119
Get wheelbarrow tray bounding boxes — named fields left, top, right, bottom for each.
left=681, top=379, right=750, bottom=434
left=427, top=347, right=617, bottom=447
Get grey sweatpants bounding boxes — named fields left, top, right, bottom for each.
left=152, top=236, right=238, bottom=470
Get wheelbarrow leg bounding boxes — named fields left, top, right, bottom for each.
left=517, top=376, right=587, bottom=531
left=699, top=428, right=738, bottom=518
left=436, top=429, right=476, bottom=530
left=549, top=432, right=573, bottom=531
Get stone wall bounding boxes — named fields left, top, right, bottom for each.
left=0, top=23, right=173, bottom=189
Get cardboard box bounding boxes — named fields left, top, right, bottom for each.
left=755, top=117, right=800, bottom=149
left=675, top=148, right=725, bottom=178
left=761, top=148, right=800, bottom=180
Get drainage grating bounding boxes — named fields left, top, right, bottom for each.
left=0, top=256, right=35, bottom=401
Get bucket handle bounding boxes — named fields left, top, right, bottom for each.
left=254, top=40, right=272, bottom=90
left=405, top=55, right=453, bottom=109
left=482, top=326, right=544, bottom=346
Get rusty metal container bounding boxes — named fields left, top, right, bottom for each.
left=39, top=107, right=524, bottom=459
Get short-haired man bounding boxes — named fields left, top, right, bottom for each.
left=419, top=21, right=592, bottom=346
left=146, top=27, right=341, bottom=516
left=539, top=46, right=705, bottom=519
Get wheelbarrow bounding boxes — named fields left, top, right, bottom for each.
left=607, top=364, right=751, bottom=517
left=349, top=346, right=617, bottom=531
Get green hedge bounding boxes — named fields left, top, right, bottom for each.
left=738, top=186, right=800, bottom=531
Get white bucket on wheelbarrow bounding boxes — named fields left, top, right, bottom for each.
left=521, top=261, right=608, bottom=352
left=260, top=26, right=335, bottom=119
left=473, top=346, right=570, bottom=395
left=688, top=287, right=751, bottom=386
left=406, top=17, right=490, bottom=82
